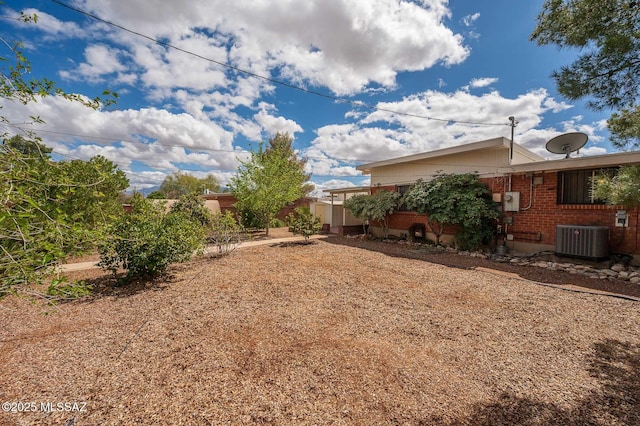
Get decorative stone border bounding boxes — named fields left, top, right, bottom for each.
left=354, top=235, right=640, bottom=285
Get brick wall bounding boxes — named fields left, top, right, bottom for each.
left=492, top=173, right=639, bottom=254
left=378, top=173, right=640, bottom=254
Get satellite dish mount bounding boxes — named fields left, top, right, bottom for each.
left=545, top=132, right=588, bottom=158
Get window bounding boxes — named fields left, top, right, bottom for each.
left=557, top=168, right=618, bottom=204
left=396, top=184, right=413, bottom=211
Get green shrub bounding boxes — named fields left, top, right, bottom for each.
left=210, top=211, right=243, bottom=256
left=343, top=190, right=400, bottom=237
left=46, top=277, right=92, bottom=300
left=286, top=207, right=322, bottom=243
left=403, top=173, right=499, bottom=250
left=169, top=192, right=212, bottom=226
left=98, top=194, right=206, bottom=280
left=269, top=217, right=286, bottom=228
left=236, top=206, right=264, bottom=229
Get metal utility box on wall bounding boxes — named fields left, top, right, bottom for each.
left=503, top=192, right=520, bottom=212
left=555, top=225, right=609, bottom=259
left=616, top=210, right=629, bottom=228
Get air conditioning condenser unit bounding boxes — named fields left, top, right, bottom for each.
left=555, top=225, right=609, bottom=259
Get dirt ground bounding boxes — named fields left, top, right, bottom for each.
left=1, top=236, right=639, bottom=425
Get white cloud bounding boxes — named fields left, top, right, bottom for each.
left=127, top=170, right=167, bottom=190
left=542, top=97, right=573, bottom=113
left=308, top=179, right=360, bottom=197
left=4, top=1, right=614, bottom=191
left=12, top=8, right=86, bottom=38
left=2, top=95, right=241, bottom=174
left=462, top=13, right=480, bottom=27
left=469, top=77, right=498, bottom=88
left=304, top=88, right=598, bottom=169
left=76, top=0, right=470, bottom=95
left=254, top=108, right=304, bottom=137
left=60, top=44, right=132, bottom=83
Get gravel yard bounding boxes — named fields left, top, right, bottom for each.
left=1, top=238, right=639, bottom=425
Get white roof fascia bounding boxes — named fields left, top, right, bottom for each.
left=325, top=186, right=371, bottom=194
left=356, top=137, right=534, bottom=174
left=504, top=151, right=640, bottom=174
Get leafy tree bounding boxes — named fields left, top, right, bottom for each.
left=230, top=132, right=312, bottom=236
left=235, top=206, right=264, bottom=229
left=592, top=165, right=640, bottom=207
left=117, top=191, right=134, bottom=204
left=3, top=134, right=52, bottom=156
left=159, top=172, right=220, bottom=199
left=1, top=10, right=117, bottom=129
left=286, top=207, right=322, bottom=243
left=370, top=190, right=401, bottom=237
left=146, top=190, right=166, bottom=199
left=530, top=0, right=640, bottom=148
left=608, top=107, right=640, bottom=148
left=343, top=194, right=374, bottom=235
left=98, top=194, right=206, bottom=280
left=343, top=190, right=400, bottom=237
left=57, top=156, right=129, bottom=242
left=1, top=9, right=119, bottom=294
left=1, top=140, right=128, bottom=291
left=403, top=173, right=499, bottom=249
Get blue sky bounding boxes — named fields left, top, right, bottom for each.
left=1, top=0, right=614, bottom=194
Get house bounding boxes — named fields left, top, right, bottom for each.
left=351, top=136, right=640, bottom=257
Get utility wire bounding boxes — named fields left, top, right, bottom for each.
left=18, top=125, right=517, bottom=170
left=49, top=0, right=509, bottom=127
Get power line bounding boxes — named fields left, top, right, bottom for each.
left=19, top=126, right=369, bottom=163
left=20, top=125, right=517, bottom=168
left=49, top=0, right=510, bottom=127
left=9, top=125, right=528, bottom=186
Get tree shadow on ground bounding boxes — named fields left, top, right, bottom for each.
left=423, top=339, right=640, bottom=426
left=58, top=263, right=201, bottom=303
left=269, top=240, right=318, bottom=248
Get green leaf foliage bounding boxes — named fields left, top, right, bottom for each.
left=1, top=137, right=128, bottom=293
left=591, top=165, right=640, bottom=207
left=342, top=194, right=371, bottom=235
left=530, top=0, right=640, bottom=148
left=98, top=194, right=207, bottom=280
left=158, top=171, right=220, bottom=199
left=343, top=190, right=399, bottom=237
left=169, top=192, right=212, bottom=226
left=403, top=173, right=499, bottom=250
left=1, top=13, right=120, bottom=297
left=46, top=277, right=92, bottom=300
left=608, top=106, right=640, bottom=148
left=230, top=132, right=313, bottom=236
left=286, top=207, right=322, bottom=242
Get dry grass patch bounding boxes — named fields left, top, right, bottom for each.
left=1, top=240, right=639, bottom=425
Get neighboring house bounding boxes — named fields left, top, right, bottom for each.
left=311, top=187, right=370, bottom=235
left=349, top=136, right=640, bottom=257
left=151, top=198, right=222, bottom=215
left=201, top=192, right=238, bottom=215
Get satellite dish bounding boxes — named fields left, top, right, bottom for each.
left=545, top=132, right=588, bottom=158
